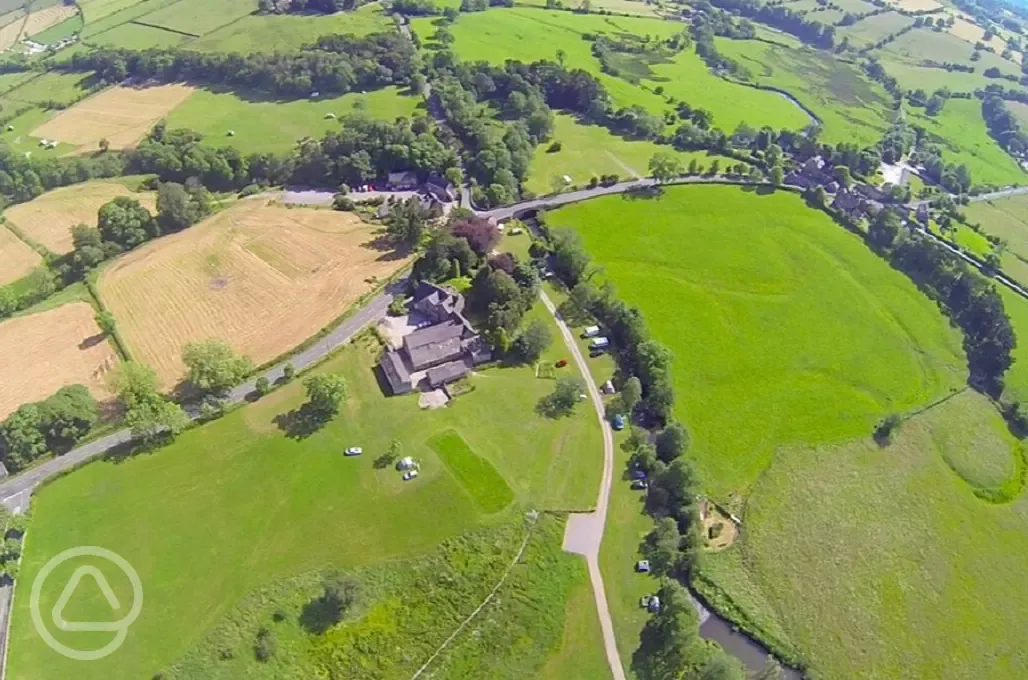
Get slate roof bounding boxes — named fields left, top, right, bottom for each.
left=404, top=322, right=467, bottom=370
left=380, top=350, right=411, bottom=394
left=427, top=359, right=471, bottom=387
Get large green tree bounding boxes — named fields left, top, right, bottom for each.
left=303, top=374, right=347, bottom=417
left=114, top=362, right=189, bottom=443
left=156, top=181, right=209, bottom=233
left=97, top=196, right=158, bottom=250
left=182, top=339, right=254, bottom=395
left=512, top=317, right=552, bottom=363
left=649, top=152, right=683, bottom=184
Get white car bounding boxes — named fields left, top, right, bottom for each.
left=403, top=470, right=419, bottom=481
left=344, top=447, right=362, bottom=456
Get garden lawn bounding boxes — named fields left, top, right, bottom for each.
left=164, top=86, right=420, bottom=154
left=547, top=185, right=966, bottom=497
left=186, top=2, right=392, bottom=52
left=714, top=38, right=894, bottom=146
left=910, top=98, right=1027, bottom=188
left=526, top=114, right=747, bottom=194
left=8, top=319, right=602, bottom=679
left=709, top=388, right=1028, bottom=679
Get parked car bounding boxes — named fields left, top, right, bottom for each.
left=403, top=469, right=419, bottom=481
left=612, top=414, right=625, bottom=431
left=555, top=359, right=568, bottom=368
left=630, top=479, right=648, bottom=491
left=629, top=469, right=647, bottom=481
left=344, top=447, right=362, bottom=456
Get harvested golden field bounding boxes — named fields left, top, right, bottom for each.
left=0, top=225, right=41, bottom=285
left=31, top=84, right=195, bottom=152
left=22, top=5, right=77, bottom=39
left=99, top=201, right=408, bottom=385
left=947, top=16, right=1001, bottom=48
left=0, top=302, right=117, bottom=419
left=5, top=182, right=156, bottom=255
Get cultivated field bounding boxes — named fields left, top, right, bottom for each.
left=8, top=322, right=603, bottom=679
left=0, top=301, right=117, bottom=418
left=30, top=83, right=195, bottom=152
left=4, top=181, right=156, bottom=255
left=0, top=226, right=41, bottom=285
left=98, top=201, right=409, bottom=385
left=548, top=185, right=965, bottom=494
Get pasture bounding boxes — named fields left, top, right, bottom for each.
left=184, top=2, right=392, bottom=52
left=0, top=107, right=75, bottom=156
left=709, top=389, right=1028, bottom=679
left=87, top=20, right=187, bottom=48
left=4, top=180, right=156, bottom=255
left=0, top=226, right=41, bottom=286
left=8, top=326, right=602, bottom=679
left=714, top=38, right=894, bottom=146
left=134, top=0, right=256, bottom=37
left=910, top=98, right=1027, bottom=188
left=0, top=301, right=117, bottom=418
left=80, top=0, right=175, bottom=39
left=164, top=86, right=420, bottom=155
left=30, top=83, right=195, bottom=153
left=0, top=71, right=94, bottom=107
left=964, top=194, right=1028, bottom=286
left=30, top=12, right=84, bottom=43
left=835, top=10, right=914, bottom=49
left=1010, top=101, right=1028, bottom=128
left=878, top=27, right=1019, bottom=83
left=998, top=286, right=1028, bottom=406
left=97, top=200, right=410, bottom=386
left=547, top=185, right=966, bottom=495
left=19, top=4, right=77, bottom=40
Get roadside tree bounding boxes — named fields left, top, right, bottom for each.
left=649, top=152, right=682, bottom=184
left=303, top=374, right=347, bottom=417
left=182, top=339, right=254, bottom=395
left=538, top=376, right=585, bottom=418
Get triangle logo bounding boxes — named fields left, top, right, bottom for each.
left=51, top=566, right=123, bottom=632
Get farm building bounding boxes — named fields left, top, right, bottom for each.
left=387, top=170, right=419, bottom=190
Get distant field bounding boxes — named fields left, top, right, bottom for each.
left=886, top=0, right=941, bottom=9
left=1010, top=101, right=1028, bottom=128
left=0, top=71, right=93, bottom=107
left=80, top=0, right=153, bottom=24
left=164, top=86, right=420, bottom=154
left=0, top=107, right=76, bottom=156
left=80, top=0, right=174, bottom=38
left=137, top=0, right=255, bottom=37
left=87, top=20, right=187, bottom=47
left=836, top=11, right=914, bottom=49
left=186, top=2, right=392, bottom=52
left=715, top=38, right=894, bottom=145
left=877, top=59, right=993, bottom=93
left=4, top=181, right=156, bottom=255
left=0, top=4, right=77, bottom=50
left=30, top=83, right=195, bottom=152
left=29, top=12, right=84, bottom=43
left=999, top=286, right=1028, bottom=406
left=910, top=98, right=1027, bottom=188
left=0, top=69, right=34, bottom=94
left=0, top=225, right=41, bottom=285
left=518, top=0, right=662, bottom=15
left=98, top=200, right=410, bottom=385
left=0, top=301, right=117, bottom=419
left=526, top=114, right=747, bottom=194
left=964, top=195, right=1028, bottom=286
left=878, top=28, right=1020, bottom=82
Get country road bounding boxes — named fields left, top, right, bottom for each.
left=541, top=291, right=625, bottom=680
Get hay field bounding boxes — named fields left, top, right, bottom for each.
left=99, top=201, right=408, bottom=385
left=0, top=302, right=117, bottom=418
left=30, top=84, right=195, bottom=152
left=21, top=4, right=76, bottom=39
left=4, top=182, right=156, bottom=255
left=0, top=226, right=41, bottom=285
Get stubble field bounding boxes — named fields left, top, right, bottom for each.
left=98, top=201, right=409, bottom=385
left=0, top=226, right=41, bottom=285
left=4, top=181, right=156, bottom=254
left=30, top=84, right=195, bottom=153
left=0, top=301, right=117, bottom=418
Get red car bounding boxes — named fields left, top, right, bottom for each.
left=555, top=359, right=568, bottom=368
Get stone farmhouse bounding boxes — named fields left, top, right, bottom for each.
left=379, top=282, right=492, bottom=395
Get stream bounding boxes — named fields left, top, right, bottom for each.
left=698, top=608, right=803, bottom=679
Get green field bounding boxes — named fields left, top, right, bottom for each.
left=164, top=86, right=421, bottom=154
left=137, top=0, right=256, bottom=37
left=9, top=318, right=603, bottom=678
left=835, top=11, right=914, bottom=50
left=999, top=286, right=1028, bottom=406
left=965, top=195, right=1028, bottom=287
left=910, top=98, right=1027, bottom=188
left=186, top=3, right=393, bottom=52
left=428, top=429, right=515, bottom=514
left=1010, top=101, right=1028, bottom=128
left=714, top=38, right=894, bottom=146
left=707, top=389, right=1028, bottom=678
left=518, top=0, right=662, bottom=15
left=81, top=0, right=174, bottom=38
left=80, top=0, right=157, bottom=24
left=878, top=27, right=1022, bottom=88
left=548, top=185, right=966, bottom=495
left=0, top=107, right=75, bottom=156
left=0, top=71, right=93, bottom=107
left=526, top=114, right=747, bottom=194
left=0, top=70, right=35, bottom=95
left=88, top=20, right=188, bottom=47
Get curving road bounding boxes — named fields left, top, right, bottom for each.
left=542, top=291, right=624, bottom=680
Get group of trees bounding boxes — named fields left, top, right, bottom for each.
left=114, top=362, right=190, bottom=444
left=982, top=94, right=1028, bottom=159
left=907, top=87, right=951, bottom=116
left=62, top=32, right=416, bottom=99
left=0, top=386, right=99, bottom=472
left=704, top=0, right=837, bottom=48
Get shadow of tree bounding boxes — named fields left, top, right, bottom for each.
left=372, top=453, right=396, bottom=469
left=298, top=596, right=338, bottom=635
left=78, top=333, right=107, bottom=350
left=273, top=404, right=332, bottom=440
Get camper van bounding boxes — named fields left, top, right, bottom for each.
left=589, top=337, right=610, bottom=351
left=583, top=325, right=600, bottom=338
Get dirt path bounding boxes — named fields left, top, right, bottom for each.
left=541, top=291, right=625, bottom=680
left=605, top=151, right=641, bottom=179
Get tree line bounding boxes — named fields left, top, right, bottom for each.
left=701, top=0, right=836, bottom=48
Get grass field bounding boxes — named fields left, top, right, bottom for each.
left=186, top=2, right=393, bottom=52
left=30, top=83, right=195, bottom=152
left=164, top=86, right=420, bottom=154
left=30, top=12, right=84, bottom=43
left=0, top=301, right=117, bottom=418
left=964, top=195, right=1028, bottom=287
left=0, top=71, right=94, bottom=107
left=1010, top=101, right=1028, bottom=128
left=4, top=180, right=156, bottom=255
left=526, top=114, right=747, bottom=194
left=547, top=186, right=966, bottom=496
left=878, top=27, right=1020, bottom=86
left=136, top=0, right=256, bottom=37
left=707, top=389, right=1028, bottom=678
left=998, top=286, right=1028, bottom=406
left=909, top=98, right=1027, bottom=188
left=428, top=429, right=516, bottom=514
left=835, top=10, right=914, bottom=50
left=0, top=225, right=41, bottom=285
left=80, top=0, right=156, bottom=24
left=714, top=39, right=894, bottom=146
left=80, top=0, right=175, bottom=39
left=0, top=107, right=76, bottom=156
left=8, top=326, right=602, bottom=678
left=98, top=200, right=409, bottom=385
left=88, top=20, right=188, bottom=48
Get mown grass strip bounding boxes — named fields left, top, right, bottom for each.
left=429, top=429, right=515, bottom=514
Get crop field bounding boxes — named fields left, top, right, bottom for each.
left=0, top=225, right=41, bottom=285
left=8, top=324, right=603, bottom=679
left=164, top=86, right=420, bottom=155
left=0, top=4, right=76, bottom=50
left=706, top=389, right=1028, bottom=678
left=835, top=10, right=914, bottom=49
left=548, top=185, right=966, bottom=495
left=0, top=301, right=117, bottom=418
left=183, top=2, right=392, bottom=52
left=910, top=98, right=1027, bottom=188
left=4, top=181, right=156, bottom=255
left=135, top=0, right=256, bottom=37
left=526, top=114, right=747, bottom=194
left=30, top=83, right=195, bottom=153
left=714, top=38, right=894, bottom=145
left=97, top=201, right=409, bottom=386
